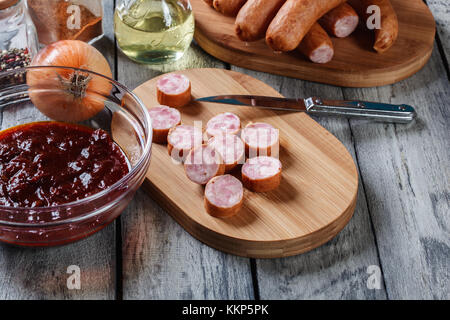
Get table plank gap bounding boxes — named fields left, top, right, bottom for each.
left=230, top=68, right=387, bottom=299
left=426, top=0, right=450, bottom=77
left=346, top=117, right=390, bottom=298
left=110, top=0, right=123, bottom=301
left=250, top=259, right=260, bottom=300
left=343, top=43, right=450, bottom=299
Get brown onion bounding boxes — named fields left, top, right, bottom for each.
left=27, top=40, right=112, bottom=122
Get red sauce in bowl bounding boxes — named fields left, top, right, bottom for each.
left=0, top=121, right=129, bottom=207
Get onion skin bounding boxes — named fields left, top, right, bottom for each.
left=27, top=40, right=113, bottom=122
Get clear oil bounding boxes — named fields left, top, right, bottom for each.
left=114, top=0, right=194, bottom=64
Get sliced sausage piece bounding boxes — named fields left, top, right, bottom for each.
left=205, top=174, right=244, bottom=218
left=208, top=134, right=245, bottom=172
left=206, top=112, right=241, bottom=138
left=148, top=105, right=181, bottom=144
left=242, top=156, right=282, bottom=192
left=156, top=73, right=191, bottom=107
left=184, top=144, right=225, bottom=185
left=352, top=0, right=399, bottom=53
left=241, top=122, right=279, bottom=158
left=319, top=3, right=359, bottom=38
left=235, top=0, right=286, bottom=42
left=298, top=23, right=334, bottom=64
left=167, top=125, right=203, bottom=162
left=213, top=0, right=247, bottom=16
left=266, top=0, right=347, bottom=52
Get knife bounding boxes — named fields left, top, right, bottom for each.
left=195, top=95, right=416, bottom=123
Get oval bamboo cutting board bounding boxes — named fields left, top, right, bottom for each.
left=133, top=69, right=358, bottom=258
left=191, top=0, right=436, bottom=87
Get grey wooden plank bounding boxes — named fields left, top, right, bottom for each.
left=117, top=45, right=254, bottom=299
left=427, top=0, right=450, bottom=64
left=230, top=68, right=388, bottom=299
left=342, top=44, right=450, bottom=299
left=0, top=227, right=116, bottom=299
left=0, top=0, right=117, bottom=299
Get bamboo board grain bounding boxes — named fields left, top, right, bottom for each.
left=191, top=0, right=436, bottom=87
left=133, top=68, right=358, bottom=258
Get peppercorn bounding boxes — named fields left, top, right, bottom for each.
left=0, top=48, right=31, bottom=86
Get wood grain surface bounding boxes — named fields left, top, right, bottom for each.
left=191, top=0, right=436, bottom=87
left=133, top=68, right=359, bottom=258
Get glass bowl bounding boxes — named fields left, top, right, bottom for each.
left=0, top=66, right=152, bottom=246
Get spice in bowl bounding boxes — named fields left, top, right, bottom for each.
left=0, top=48, right=31, bottom=71
left=0, top=48, right=31, bottom=86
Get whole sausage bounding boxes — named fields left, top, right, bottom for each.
left=234, top=0, right=286, bottom=42
left=266, top=0, right=347, bottom=52
left=203, top=0, right=213, bottom=7
left=298, top=23, right=334, bottom=64
left=350, top=0, right=399, bottom=53
left=213, top=0, right=247, bottom=16
left=319, top=3, right=359, bottom=38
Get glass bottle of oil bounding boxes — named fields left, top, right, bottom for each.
left=114, top=0, right=194, bottom=64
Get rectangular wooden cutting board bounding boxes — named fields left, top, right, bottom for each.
left=191, top=0, right=436, bottom=87
left=133, top=69, right=359, bottom=258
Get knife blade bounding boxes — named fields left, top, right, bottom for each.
left=195, top=95, right=416, bottom=123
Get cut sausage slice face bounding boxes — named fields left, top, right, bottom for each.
left=298, top=23, right=334, bottom=64
left=241, top=122, right=279, bottom=158
left=208, top=133, right=245, bottom=172
left=242, top=156, right=282, bottom=192
left=205, top=174, right=244, bottom=218
left=167, top=125, right=203, bottom=162
left=206, top=112, right=241, bottom=138
left=184, top=144, right=225, bottom=185
left=149, top=105, right=181, bottom=144
left=156, top=73, right=191, bottom=107
left=319, top=3, right=359, bottom=38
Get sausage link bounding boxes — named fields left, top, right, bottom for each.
left=319, top=3, right=359, bottom=38
left=234, top=0, right=286, bottom=42
left=266, top=0, right=347, bottom=52
left=213, top=0, right=247, bottom=16
left=350, top=0, right=399, bottom=53
left=298, top=23, right=334, bottom=64
left=203, top=0, right=213, bottom=6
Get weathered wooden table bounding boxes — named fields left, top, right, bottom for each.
left=0, top=1, right=448, bottom=300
